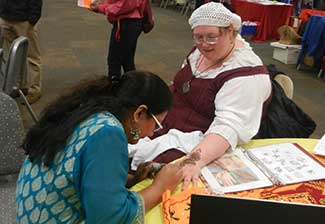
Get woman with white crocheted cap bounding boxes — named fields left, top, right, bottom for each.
left=129, top=2, right=272, bottom=189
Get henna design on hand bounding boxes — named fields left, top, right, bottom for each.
left=179, top=148, right=202, bottom=167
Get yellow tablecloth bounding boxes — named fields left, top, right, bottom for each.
left=131, top=138, right=321, bottom=224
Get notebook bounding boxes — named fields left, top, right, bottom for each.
left=190, top=194, right=325, bottom=224
left=201, top=143, right=325, bottom=193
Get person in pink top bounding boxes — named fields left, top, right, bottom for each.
left=90, top=0, right=146, bottom=81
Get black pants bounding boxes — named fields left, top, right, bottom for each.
left=108, top=18, right=143, bottom=78
left=195, top=0, right=205, bottom=9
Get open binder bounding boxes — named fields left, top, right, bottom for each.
left=201, top=143, right=325, bottom=194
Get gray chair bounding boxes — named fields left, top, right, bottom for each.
left=0, top=27, right=4, bottom=88
left=0, top=26, right=3, bottom=48
left=181, top=0, right=195, bottom=16
left=0, top=48, right=4, bottom=88
left=160, top=0, right=176, bottom=8
left=0, top=92, right=26, bottom=224
left=2, top=36, right=38, bottom=122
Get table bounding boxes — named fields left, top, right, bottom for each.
left=132, top=138, right=325, bottom=224
left=231, top=0, right=293, bottom=42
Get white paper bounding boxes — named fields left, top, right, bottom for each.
left=313, top=134, right=325, bottom=156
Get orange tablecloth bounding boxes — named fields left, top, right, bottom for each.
left=231, top=0, right=293, bottom=42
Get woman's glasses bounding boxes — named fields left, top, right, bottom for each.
left=151, top=113, right=163, bottom=132
left=193, top=35, right=220, bottom=45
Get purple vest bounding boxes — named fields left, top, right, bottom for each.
left=154, top=54, right=271, bottom=138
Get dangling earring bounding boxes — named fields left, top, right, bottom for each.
left=130, top=127, right=141, bottom=141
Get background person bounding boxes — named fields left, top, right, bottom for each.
left=16, top=71, right=183, bottom=223
left=0, top=0, right=42, bottom=104
left=90, top=0, right=146, bottom=81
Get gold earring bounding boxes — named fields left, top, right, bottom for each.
left=130, top=128, right=140, bottom=141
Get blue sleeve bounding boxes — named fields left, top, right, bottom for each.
left=79, top=125, right=144, bottom=224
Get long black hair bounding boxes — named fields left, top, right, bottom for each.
left=23, top=70, right=172, bottom=166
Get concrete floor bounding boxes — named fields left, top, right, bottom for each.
left=22, top=0, right=324, bottom=138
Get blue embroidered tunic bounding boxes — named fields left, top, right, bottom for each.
left=16, top=112, right=144, bottom=223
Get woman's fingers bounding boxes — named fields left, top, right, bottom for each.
left=181, top=164, right=201, bottom=190
left=192, top=175, right=199, bottom=187
left=182, top=176, right=191, bottom=190
left=153, top=163, right=184, bottom=192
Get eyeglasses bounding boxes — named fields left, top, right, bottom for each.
left=192, top=35, right=220, bottom=45
left=150, top=113, right=163, bottom=132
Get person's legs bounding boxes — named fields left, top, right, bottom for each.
left=0, top=18, right=19, bottom=54
left=25, top=23, right=42, bottom=103
left=120, top=19, right=143, bottom=73
left=107, top=22, right=122, bottom=79
left=195, top=0, right=205, bottom=9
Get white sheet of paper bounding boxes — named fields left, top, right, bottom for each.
left=313, top=134, right=325, bottom=156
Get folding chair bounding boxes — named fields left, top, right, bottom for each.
left=0, top=92, right=26, bottom=224
left=160, top=0, right=167, bottom=7
left=274, top=74, right=294, bottom=99
left=182, top=0, right=195, bottom=16
left=181, top=0, right=190, bottom=14
left=0, top=48, right=4, bottom=88
left=160, top=0, right=176, bottom=8
left=0, top=26, right=3, bottom=48
left=0, top=27, right=4, bottom=88
left=1, top=36, right=38, bottom=123
left=318, top=56, right=325, bottom=78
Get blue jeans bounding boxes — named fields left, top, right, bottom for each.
left=108, top=18, right=143, bottom=78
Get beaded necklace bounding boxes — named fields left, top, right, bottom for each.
left=194, top=43, right=235, bottom=76
left=182, top=43, right=235, bottom=93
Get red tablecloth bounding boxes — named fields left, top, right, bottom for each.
left=231, top=0, right=293, bottom=42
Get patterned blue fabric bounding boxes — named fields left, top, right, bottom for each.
left=16, top=112, right=144, bottom=223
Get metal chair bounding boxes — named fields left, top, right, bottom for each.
left=0, top=27, right=4, bottom=88
left=0, top=48, right=4, bottom=88
left=160, top=0, right=167, bottom=7
left=181, top=0, right=195, bottom=16
left=0, top=26, right=4, bottom=48
left=0, top=92, right=26, bottom=224
left=318, top=56, right=325, bottom=78
left=160, top=0, right=176, bottom=8
left=2, top=36, right=38, bottom=122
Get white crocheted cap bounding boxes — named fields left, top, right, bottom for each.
left=189, top=2, right=242, bottom=31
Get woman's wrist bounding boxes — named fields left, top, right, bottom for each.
left=138, top=183, right=165, bottom=211
left=196, top=159, right=206, bottom=169
left=151, top=179, right=167, bottom=195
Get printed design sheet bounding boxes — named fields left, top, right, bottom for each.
left=247, top=143, right=325, bottom=185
